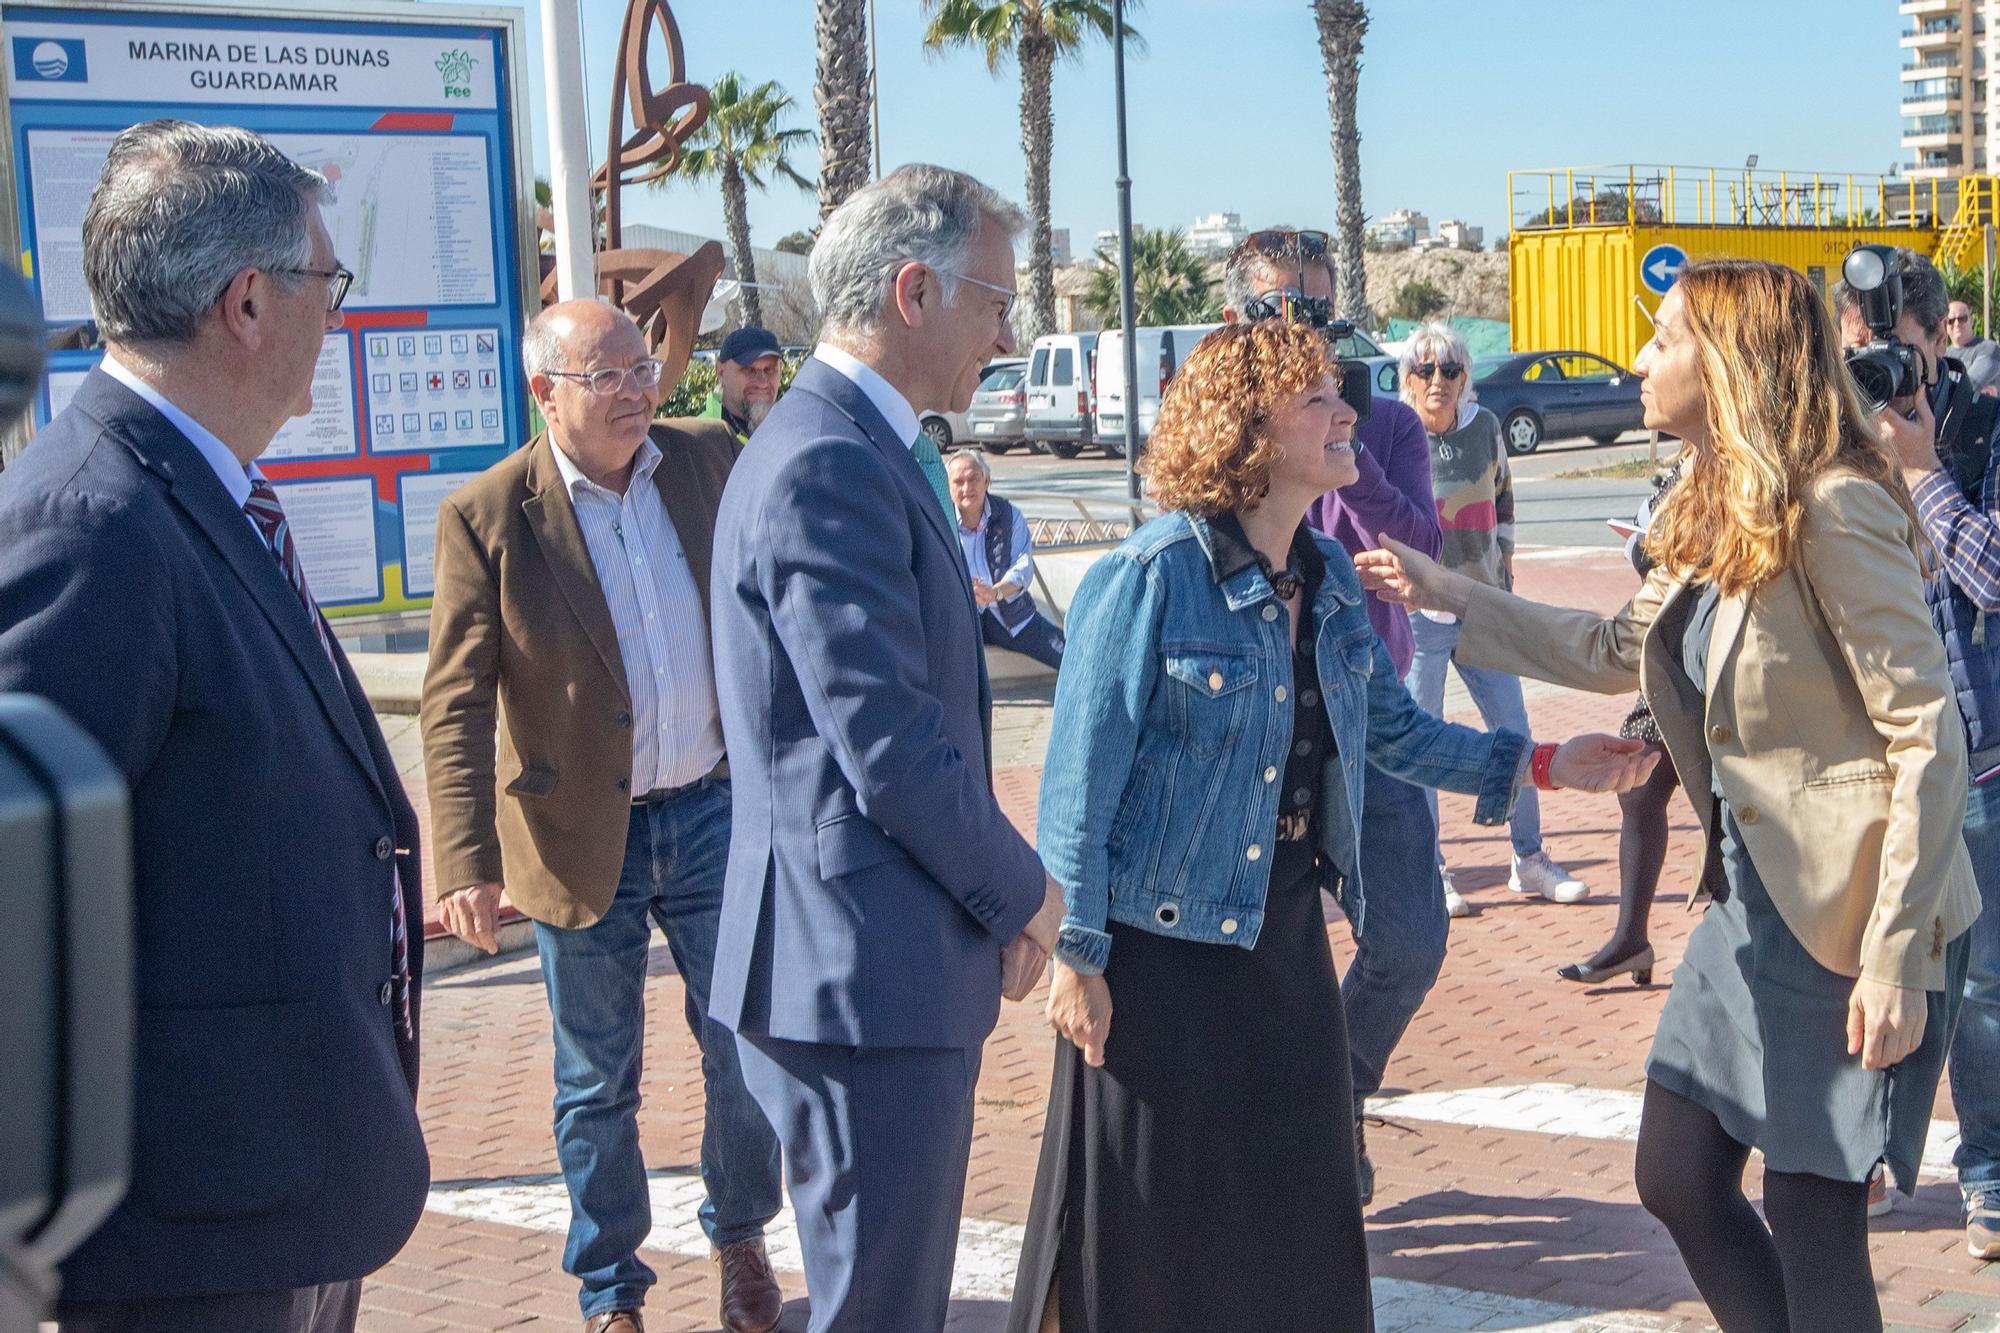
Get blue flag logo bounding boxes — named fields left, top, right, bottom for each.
left=13, top=37, right=86, bottom=82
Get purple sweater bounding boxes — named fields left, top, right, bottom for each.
left=1305, top=397, right=1442, bottom=678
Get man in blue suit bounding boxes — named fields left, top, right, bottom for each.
left=709, top=164, right=1064, bottom=1330
left=0, top=121, right=428, bottom=1332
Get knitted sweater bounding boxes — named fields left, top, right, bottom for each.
left=1424, top=402, right=1514, bottom=591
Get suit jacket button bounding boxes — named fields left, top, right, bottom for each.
left=1708, top=723, right=1732, bottom=744
left=373, top=836, right=394, bottom=860
left=616, top=777, right=630, bottom=792
left=617, top=711, right=632, bottom=728
left=1738, top=804, right=1759, bottom=825
left=377, top=981, right=393, bottom=1005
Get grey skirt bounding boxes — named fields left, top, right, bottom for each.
left=1647, top=801, right=1968, bottom=1191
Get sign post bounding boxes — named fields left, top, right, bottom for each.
left=1, top=0, right=538, bottom=622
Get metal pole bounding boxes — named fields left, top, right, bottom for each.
left=540, top=0, right=594, bottom=300
left=1112, top=0, right=1140, bottom=502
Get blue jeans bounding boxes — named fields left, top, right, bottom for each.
left=1341, top=766, right=1449, bottom=1111
left=1405, top=611, right=1541, bottom=861
left=1949, top=772, right=2000, bottom=1195
left=533, top=781, right=783, bottom=1318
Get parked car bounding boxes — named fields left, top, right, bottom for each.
left=1091, top=324, right=1219, bottom=458
left=919, top=357, right=1027, bottom=451
left=1471, top=351, right=1645, bottom=455
left=1024, top=332, right=1099, bottom=458
left=963, top=362, right=1030, bottom=453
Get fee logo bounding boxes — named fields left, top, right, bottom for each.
left=436, top=48, right=476, bottom=100
left=13, top=37, right=85, bottom=83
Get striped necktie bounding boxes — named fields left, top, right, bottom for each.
left=243, top=476, right=413, bottom=1041
left=910, top=432, right=956, bottom=523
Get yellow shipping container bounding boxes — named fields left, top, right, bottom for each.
left=1505, top=166, right=1981, bottom=369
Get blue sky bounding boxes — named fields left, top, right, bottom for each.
left=469, top=0, right=1904, bottom=253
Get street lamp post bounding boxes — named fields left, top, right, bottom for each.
left=1112, top=0, right=1140, bottom=503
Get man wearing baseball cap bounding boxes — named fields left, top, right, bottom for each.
left=703, top=326, right=784, bottom=443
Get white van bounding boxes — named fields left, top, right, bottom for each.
left=1090, top=323, right=1222, bottom=458
left=1023, top=332, right=1098, bottom=459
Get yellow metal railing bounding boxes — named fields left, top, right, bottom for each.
left=1507, top=163, right=1957, bottom=233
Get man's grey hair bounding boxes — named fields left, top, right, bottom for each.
left=82, top=120, right=329, bottom=345
left=944, top=449, right=990, bottom=478
left=1831, top=245, right=1950, bottom=338
left=1221, top=232, right=1338, bottom=317
left=1398, top=321, right=1478, bottom=407
left=809, top=164, right=1026, bottom=337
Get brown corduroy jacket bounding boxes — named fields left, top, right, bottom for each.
left=420, top=419, right=742, bottom=927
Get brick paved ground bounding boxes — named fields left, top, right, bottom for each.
left=361, top=549, right=2000, bottom=1332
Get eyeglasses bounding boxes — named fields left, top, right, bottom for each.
left=1948, top=315, right=1973, bottom=325
left=273, top=265, right=354, bottom=312
left=545, top=359, right=666, bottom=395
left=1246, top=228, right=1330, bottom=259
left=1409, top=361, right=1466, bottom=382
left=941, top=269, right=1018, bottom=324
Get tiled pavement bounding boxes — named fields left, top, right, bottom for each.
left=361, top=549, right=2000, bottom=1332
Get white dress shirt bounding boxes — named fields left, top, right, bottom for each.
left=550, top=434, right=724, bottom=793
left=101, top=354, right=263, bottom=530
left=812, top=342, right=923, bottom=450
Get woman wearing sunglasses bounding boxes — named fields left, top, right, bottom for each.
left=1358, top=262, right=1979, bottom=1331
left=1399, top=322, right=1591, bottom=916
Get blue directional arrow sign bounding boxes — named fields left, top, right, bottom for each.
left=1640, top=243, right=1688, bottom=295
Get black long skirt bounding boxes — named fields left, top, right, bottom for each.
left=1006, top=840, right=1374, bottom=1333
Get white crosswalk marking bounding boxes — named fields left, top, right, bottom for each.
left=422, top=1080, right=1991, bottom=1332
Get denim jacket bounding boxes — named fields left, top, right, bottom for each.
left=1039, top=510, right=1532, bottom=975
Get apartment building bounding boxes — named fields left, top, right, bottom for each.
left=1901, top=0, right=1994, bottom=177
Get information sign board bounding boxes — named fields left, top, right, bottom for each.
left=2, top=0, right=536, bottom=617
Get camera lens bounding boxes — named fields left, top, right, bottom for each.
left=1846, top=348, right=1898, bottom=415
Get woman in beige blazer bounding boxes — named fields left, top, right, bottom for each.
left=1359, top=260, right=1977, bottom=1333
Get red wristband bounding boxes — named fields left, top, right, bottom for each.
left=1531, top=742, right=1559, bottom=791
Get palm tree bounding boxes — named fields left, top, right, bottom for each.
left=922, top=0, right=1139, bottom=343
left=1082, top=228, right=1217, bottom=326
left=669, top=73, right=814, bottom=329
left=1312, top=0, right=1369, bottom=325
left=816, top=0, right=872, bottom=221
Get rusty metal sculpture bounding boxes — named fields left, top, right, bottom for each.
left=538, top=0, right=724, bottom=375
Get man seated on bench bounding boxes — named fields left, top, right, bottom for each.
left=945, top=451, right=1065, bottom=670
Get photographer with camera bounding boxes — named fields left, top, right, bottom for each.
left=1835, top=245, right=2000, bottom=1258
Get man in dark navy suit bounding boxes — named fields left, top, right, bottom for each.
left=0, top=120, right=428, bottom=1332
left=708, top=164, right=1064, bottom=1330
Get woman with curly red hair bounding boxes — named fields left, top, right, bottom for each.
left=1006, top=320, right=1657, bottom=1332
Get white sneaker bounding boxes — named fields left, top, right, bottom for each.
left=1441, top=867, right=1472, bottom=918
left=1510, top=850, right=1588, bottom=904
left=1868, top=1163, right=1896, bottom=1218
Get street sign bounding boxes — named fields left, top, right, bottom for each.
left=1640, top=243, right=1687, bottom=295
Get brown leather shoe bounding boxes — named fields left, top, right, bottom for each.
left=584, top=1312, right=643, bottom=1333
left=715, top=1237, right=783, bottom=1333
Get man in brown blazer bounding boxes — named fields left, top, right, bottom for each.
left=421, top=278, right=783, bottom=1333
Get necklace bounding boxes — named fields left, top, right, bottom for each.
left=1256, top=551, right=1304, bottom=600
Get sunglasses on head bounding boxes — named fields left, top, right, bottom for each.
left=1409, top=361, right=1465, bottom=382
left=1246, top=228, right=1330, bottom=260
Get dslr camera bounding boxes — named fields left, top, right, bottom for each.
left=1841, top=244, right=1926, bottom=414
